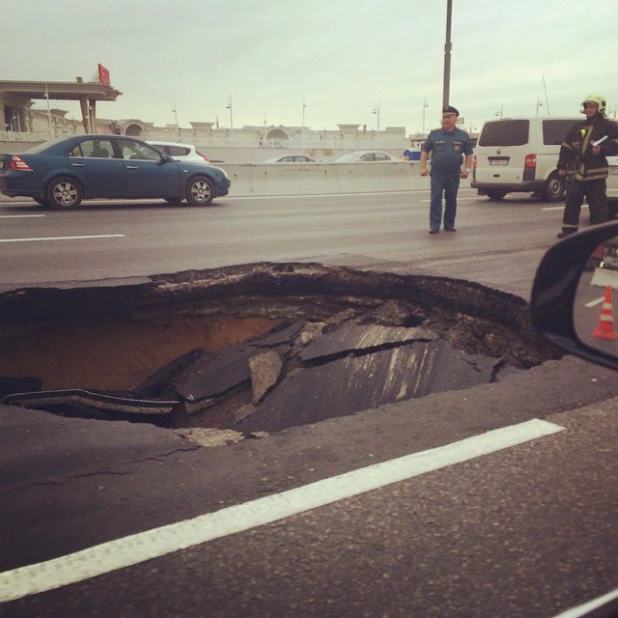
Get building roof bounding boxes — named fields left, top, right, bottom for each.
left=0, top=80, right=122, bottom=102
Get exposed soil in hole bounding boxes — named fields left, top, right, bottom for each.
left=0, top=262, right=562, bottom=435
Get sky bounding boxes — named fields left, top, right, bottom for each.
left=3, top=0, right=618, bottom=134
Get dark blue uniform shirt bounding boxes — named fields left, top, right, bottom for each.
left=423, top=127, right=474, bottom=174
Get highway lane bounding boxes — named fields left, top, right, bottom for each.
left=5, top=190, right=618, bottom=617
left=0, top=189, right=567, bottom=298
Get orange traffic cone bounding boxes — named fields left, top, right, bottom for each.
left=593, top=286, right=618, bottom=340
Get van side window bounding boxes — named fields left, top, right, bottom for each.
left=478, top=120, right=529, bottom=147
left=543, top=119, right=578, bottom=145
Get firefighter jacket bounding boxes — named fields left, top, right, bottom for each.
left=557, top=116, right=618, bottom=181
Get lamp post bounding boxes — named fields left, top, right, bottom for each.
left=372, top=102, right=380, bottom=133
left=226, top=95, right=233, bottom=137
left=442, top=0, right=453, bottom=108
left=171, top=101, right=179, bottom=137
left=536, top=95, right=543, bottom=116
left=422, top=97, right=429, bottom=134
left=495, top=104, right=504, bottom=118
left=302, top=97, right=306, bottom=130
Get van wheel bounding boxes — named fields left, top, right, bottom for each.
left=486, top=190, right=507, bottom=201
left=542, top=173, right=565, bottom=202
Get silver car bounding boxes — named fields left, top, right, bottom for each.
left=147, top=141, right=211, bottom=164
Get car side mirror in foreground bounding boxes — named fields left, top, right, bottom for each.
left=531, top=220, right=618, bottom=371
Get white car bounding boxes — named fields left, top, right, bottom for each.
left=334, top=151, right=401, bottom=163
left=147, top=141, right=211, bottom=164
left=264, top=155, right=317, bottom=163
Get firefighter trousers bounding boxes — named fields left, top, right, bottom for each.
left=561, top=178, right=608, bottom=232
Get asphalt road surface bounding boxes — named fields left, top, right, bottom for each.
left=2, top=189, right=618, bottom=618
left=0, top=188, right=572, bottom=298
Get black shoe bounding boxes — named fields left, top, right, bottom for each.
left=444, top=227, right=457, bottom=232
left=429, top=229, right=439, bottom=234
left=557, top=230, right=577, bottom=239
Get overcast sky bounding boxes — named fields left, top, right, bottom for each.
left=3, top=0, right=618, bottom=134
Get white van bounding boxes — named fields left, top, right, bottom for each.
left=471, top=117, right=618, bottom=205
left=471, top=117, right=583, bottom=202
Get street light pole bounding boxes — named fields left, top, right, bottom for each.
left=226, top=95, right=233, bottom=137
left=172, top=101, right=179, bottom=137
left=422, top=96, right=429, bottom=134
left=372, top=101, right=380, bottom=133
left=442, top=0, right=453, bottom=108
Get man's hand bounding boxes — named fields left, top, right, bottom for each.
left=558, top=169, right=566, bottom=176
left=420, top=168, right=428, bottom=177
left=460, top=170, right=469, bottom=179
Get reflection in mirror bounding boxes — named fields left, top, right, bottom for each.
left=574, top=236, right=618, bottom=357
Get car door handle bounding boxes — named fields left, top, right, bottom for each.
left=71, top=163, right=86, bottom=167
left=126, top=165, right=138, bottom=169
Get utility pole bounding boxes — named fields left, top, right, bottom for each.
left=442, top=0, right=453, bottom=108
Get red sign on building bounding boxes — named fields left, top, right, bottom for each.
left=98, top=64, right=111, bottom=86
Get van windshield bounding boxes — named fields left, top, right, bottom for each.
left=543, top=119, right=578, bottom=145
left=478, top=120, right=529, bottom=147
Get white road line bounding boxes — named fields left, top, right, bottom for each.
left=0, top=234, right=125, bottom=244
left=585, top=296, right=605, bottom=308
left=541, top=206, right=565, bottom=211
left=0, top=418, right=563, bottom=603
left=551, top=588, right=618, bottom=618
left=420, top=197, right=479, bottom=203
left=0, top=215, right=46, bottom=219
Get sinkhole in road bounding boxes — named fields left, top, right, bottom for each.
left=0, top=262, right=561, bottom=435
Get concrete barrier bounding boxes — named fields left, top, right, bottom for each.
left=223, top=162, right=430, bottom=197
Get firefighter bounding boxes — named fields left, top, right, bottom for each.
left=557, top=93, right=618, bottom=239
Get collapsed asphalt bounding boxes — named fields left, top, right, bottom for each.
left=0, top=262, right=561, bottom=435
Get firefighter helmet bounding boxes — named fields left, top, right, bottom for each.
left=581, top=93, right=607, bottom=114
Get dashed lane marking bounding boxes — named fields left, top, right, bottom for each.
left=0, top=215, right=46, bottom=219
left=551, top=588, right=618, bottom=618
left=420, top=197, right=479, bottom=203
left=0, top=234, right=125, bottom=244
left=0, top=418, right=564, bottom=603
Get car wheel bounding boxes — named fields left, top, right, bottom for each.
left=486, top=190, right=507, bottom=201
left=185, top=176, right=214, bottom=205
left=46, top=176, right=83, bottom=210
left=542, top=172, right=565, bottom=202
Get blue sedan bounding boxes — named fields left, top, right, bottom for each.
left=0, top=135, right=231, bottom=209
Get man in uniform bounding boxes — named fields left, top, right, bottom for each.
left=557, top=93, right=618, bottom=239
left=420, top=105, right=474, bottom=234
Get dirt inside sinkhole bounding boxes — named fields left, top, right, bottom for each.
left=0, top=262, right=562, bottom=435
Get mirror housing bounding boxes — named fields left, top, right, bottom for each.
left=531, top=220, right=618, bottom=371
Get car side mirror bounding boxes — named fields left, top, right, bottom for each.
left=531, top=220, right=618, bottom=371
left=160, top=152, right=174, bottom=164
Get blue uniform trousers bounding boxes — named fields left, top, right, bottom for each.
left=430, top=171, right=460, bottom=230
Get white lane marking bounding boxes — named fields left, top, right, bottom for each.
left=551, top=588, right=618, bottom=618
left=541, top=206, right=565, bottom=211
left=585, top=296, right=605, bottom=308
left=0, top=418, right=563, bottom=603
left=0, top=215, right=46, bottom=219
left=0, top=234, right=125, bottom=244
left=420, top=197, right=479, bottom=203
